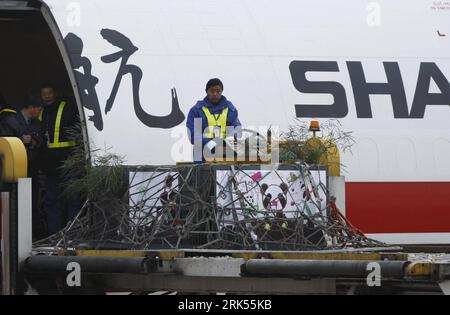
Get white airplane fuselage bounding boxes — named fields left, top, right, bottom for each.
left=32, top=0, right=450, bottom=244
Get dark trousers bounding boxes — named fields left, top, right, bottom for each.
left=45, top=172, right=80, bottom=235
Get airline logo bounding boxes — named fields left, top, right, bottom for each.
left=290, top=61, right=450, bottom=119
left=66, top=27, right=450, bottom=131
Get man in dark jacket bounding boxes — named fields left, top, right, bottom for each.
left=186, top=78, right=241, bottom=163
left=39, top=83, right=80, bottom=235
left=0, top=95, right=44, bottom=169
left=0, top=95, right=44, bottom=237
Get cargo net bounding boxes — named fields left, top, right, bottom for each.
left=34, top=164, right=385, bottom=251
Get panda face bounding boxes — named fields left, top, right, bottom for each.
left=260, top=182, right=289, bottom=212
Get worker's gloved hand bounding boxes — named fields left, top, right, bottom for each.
left=21, top=135, right=32, bottom=145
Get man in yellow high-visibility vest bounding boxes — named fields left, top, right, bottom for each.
left=187, top=79, right=241, bottom=163
left=39, top=83, right=80, bottom=235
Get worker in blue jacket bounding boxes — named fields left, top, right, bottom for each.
left=186, top=78, right=241, bottom=163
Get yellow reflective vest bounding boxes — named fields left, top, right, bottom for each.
left=39, top=101, right=76, bottom=149
left=201, top=106, right=229, bottom=139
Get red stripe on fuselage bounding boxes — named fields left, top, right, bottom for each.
left=346, top=182, right=450, bottom=234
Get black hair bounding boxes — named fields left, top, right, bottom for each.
left=22, top=94, right=43, bottom=109
left=205, top=78, right=224, bottom=92
left=40, top=82, right=57, bottom=92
